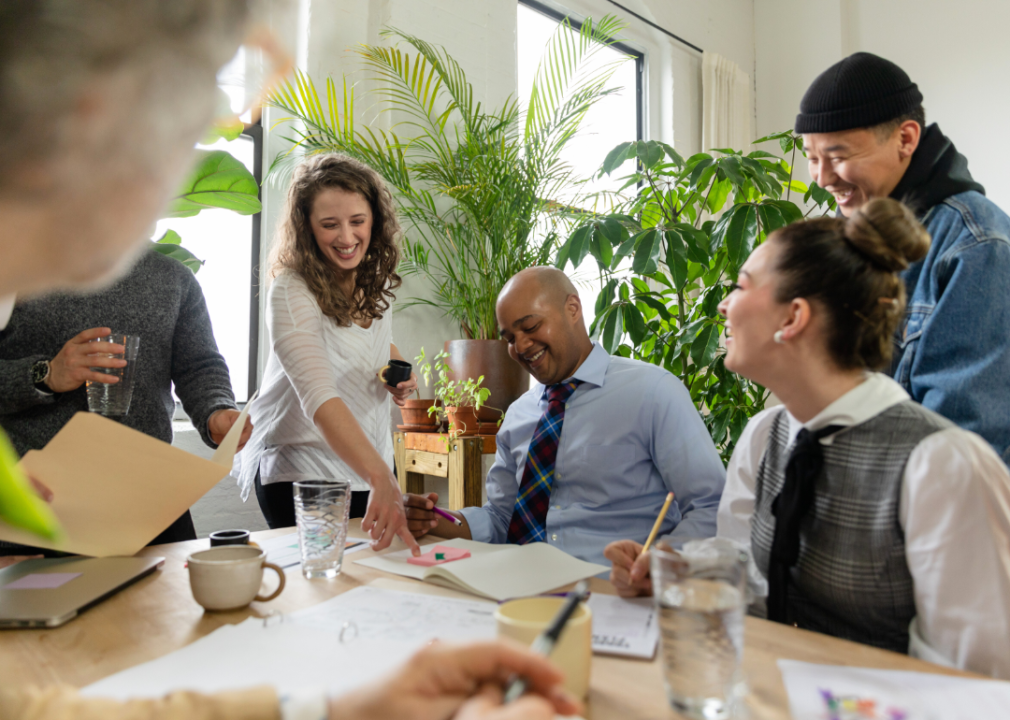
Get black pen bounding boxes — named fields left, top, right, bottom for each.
left=502, top=581, right=591, bottom=704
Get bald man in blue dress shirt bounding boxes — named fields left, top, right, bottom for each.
left=404, top=267, right=726, bottom=566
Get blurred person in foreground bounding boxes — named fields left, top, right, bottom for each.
left=0, top=2, right=578, bottom=719
left=606, top=200, right=1010, bottom=680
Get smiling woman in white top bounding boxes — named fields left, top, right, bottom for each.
left=606, top=198, right=1010, bottom=679
left=239, top=154, right=419, bottom=555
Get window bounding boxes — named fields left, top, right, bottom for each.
left=153, top=126, right=261, bottom=404
left=517, top=1, right=643, bottom=328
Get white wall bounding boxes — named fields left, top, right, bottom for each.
left=755, top=0, right=1010, bottom=210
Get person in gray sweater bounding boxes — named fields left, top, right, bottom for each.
left=0, top=250, right=251, bottom=549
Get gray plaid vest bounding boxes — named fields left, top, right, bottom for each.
left=751, top=400, right=953, bottom=653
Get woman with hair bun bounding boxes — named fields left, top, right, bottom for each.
left=606, top=198, right=1010, bottom=679
left=239, top=153, right=419, bottom=555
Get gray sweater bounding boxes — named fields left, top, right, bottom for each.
left=0, top=251, right=236, bottom=455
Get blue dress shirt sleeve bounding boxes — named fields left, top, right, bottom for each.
left=651, top=373, right=726, bottom=547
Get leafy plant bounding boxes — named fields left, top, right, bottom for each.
left=557, top=131, right=836, bottom=460
left=266, top=19, right=628, bottom=338
left=415, top=347, right=498, bottom=440
left=152, top=122, right=262, bottom=273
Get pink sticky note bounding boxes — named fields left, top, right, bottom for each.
left=407, top=545, right=471, bottom=567
left=4, top=572, right=82, bottom=589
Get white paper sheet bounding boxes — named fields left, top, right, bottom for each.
left=259, top=531, right=368, bottom=569
left=84, top=617, right=422, bottom=700
left=778, top=659, right=1010, bottom=720
left=290, top=585, right=497, bottom=643
left=588, top=594, right=658, bottom=660
left=355, top=538, right=608, bottom=601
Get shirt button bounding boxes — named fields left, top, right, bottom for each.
left=554, top=505, right=561, bottom=510
left=552, top=533, right=558, bottom=541
left=555, top=473, right=561, bottom=480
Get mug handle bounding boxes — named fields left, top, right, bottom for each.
left=255, top=561, right=286, bottom=602
left=378, top=365, right=390, bottom=383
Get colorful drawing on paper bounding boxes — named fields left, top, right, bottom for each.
left=820, top=689, right=908, bottom=720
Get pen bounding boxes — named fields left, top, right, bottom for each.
left=640, top=492, right=674, bottom=555
left=502, top=581, right=590, bottom=704
left=431, top=505, right=462, bottom=526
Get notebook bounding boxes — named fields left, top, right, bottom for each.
left=354, top=538, right=607, bottom=601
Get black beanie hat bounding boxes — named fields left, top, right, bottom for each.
left=794, top=52, right=923, bottom=134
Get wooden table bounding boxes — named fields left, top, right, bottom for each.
left=0, top=524, right=987, bottom=719
left=393, top=431, right=497, bottom=509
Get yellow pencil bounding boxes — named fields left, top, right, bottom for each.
left=640, top=492, right=675, bottom=555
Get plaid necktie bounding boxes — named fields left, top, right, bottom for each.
left=506, top=380, right=582, bottom=544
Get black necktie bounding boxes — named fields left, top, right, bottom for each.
left=766, top=424, right=845, bottom=624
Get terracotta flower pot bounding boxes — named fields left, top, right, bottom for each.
left=446, top=406, right=481, bottom=437
left=399, top=398, right=442, bottom=427
left=444, top=339, right=529, bottom=422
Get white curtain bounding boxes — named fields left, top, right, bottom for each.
left=702, top=51, right=752, bottom=154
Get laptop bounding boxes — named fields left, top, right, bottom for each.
left=0, top=555, right=164, bottom=628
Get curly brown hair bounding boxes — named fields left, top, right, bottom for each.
left=271, top=154, right=401, bottom=325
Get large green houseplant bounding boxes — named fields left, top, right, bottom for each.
left=153, top=121, right=262, bottom=272
left=557, top=131, right=836, bottom=460
left=266, top=19, right=626, bottom=338
left=263, top=19, right=628, bottom=419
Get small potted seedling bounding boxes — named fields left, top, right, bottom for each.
left=396, top=348, right=442, bottom=432
left=417, top=348, right=501, bottom=439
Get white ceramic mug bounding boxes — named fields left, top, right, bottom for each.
left=186, top=546, right=285, bottom=612
left=495, top=597, right=593, bottom=699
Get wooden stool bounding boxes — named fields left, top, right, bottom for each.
left=393, top=431, right=497, bottom=509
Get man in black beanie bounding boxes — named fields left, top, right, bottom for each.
left=797, top=52, right=1010, bottom=462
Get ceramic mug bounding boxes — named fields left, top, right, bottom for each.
left=186, top=546, right=285, bottom=612
left=494, top=597, right=593, bottom=699
left=379, top=359, right=412, bottom=387
left=209, top=529, right=253, bottom=547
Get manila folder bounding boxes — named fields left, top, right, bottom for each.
left=0, top=412, right=241, bottom=557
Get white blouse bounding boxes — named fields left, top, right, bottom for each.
left=236, top=272, right=393, bottom=497
left=718, top=372, right=1010, bottom=680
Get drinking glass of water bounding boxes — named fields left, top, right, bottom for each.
left=293, top=479, right=350, bottom=580
left=652, top=545, right=748, bottom=719
left=86, top=334, right=140, bottom=417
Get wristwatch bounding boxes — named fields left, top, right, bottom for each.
left=31, top=359, right=53, bottom=393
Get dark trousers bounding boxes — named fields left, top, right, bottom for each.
left=254, top=471, right=369, bottom=530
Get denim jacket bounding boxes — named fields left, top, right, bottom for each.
left=891, top=189, right=1010, bottom=462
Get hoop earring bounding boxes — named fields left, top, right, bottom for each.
left=773, top=330, right=785, bottom=344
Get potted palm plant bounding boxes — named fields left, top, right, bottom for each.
left=266, top=18, right=628, bottom=418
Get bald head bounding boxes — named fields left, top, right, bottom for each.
left=499, top=267, right=579, bottom=308
left=496, top=267, right=593, bottom=385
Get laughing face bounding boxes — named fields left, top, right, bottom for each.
left=310, top=187, right=372, bottom=275
left=717, top=240, right=788, bottom=385
left=803, top=125, right=918, bottom=217
left=496, top=280, right=587, bottom=386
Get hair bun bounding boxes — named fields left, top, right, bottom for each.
left=843, top=197, right=931, bottom=272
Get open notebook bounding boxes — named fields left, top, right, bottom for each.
left=354, top=538, right=607, bottom=601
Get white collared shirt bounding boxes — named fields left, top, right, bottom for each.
left=718, top=372, right=1010, bottom=680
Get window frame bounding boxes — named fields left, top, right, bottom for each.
left=518, top=0, right=644, bottom=145
left=243, top=119, right=263, bottom=403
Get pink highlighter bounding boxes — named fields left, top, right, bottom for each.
left=407, top=545, right=471, bottom=567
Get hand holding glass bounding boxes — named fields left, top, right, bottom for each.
left=86, top=334, right=140, bottom=417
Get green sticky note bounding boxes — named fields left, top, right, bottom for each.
left=0, top=429, right=62, bottom=540
left=435, top=552, right=445, bottom=561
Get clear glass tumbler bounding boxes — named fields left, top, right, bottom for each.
left=652, top=546, right=748, bottom=720
left=86, top=334, right=141, bottom=417
left=293, top=480, right=351, bottom=580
